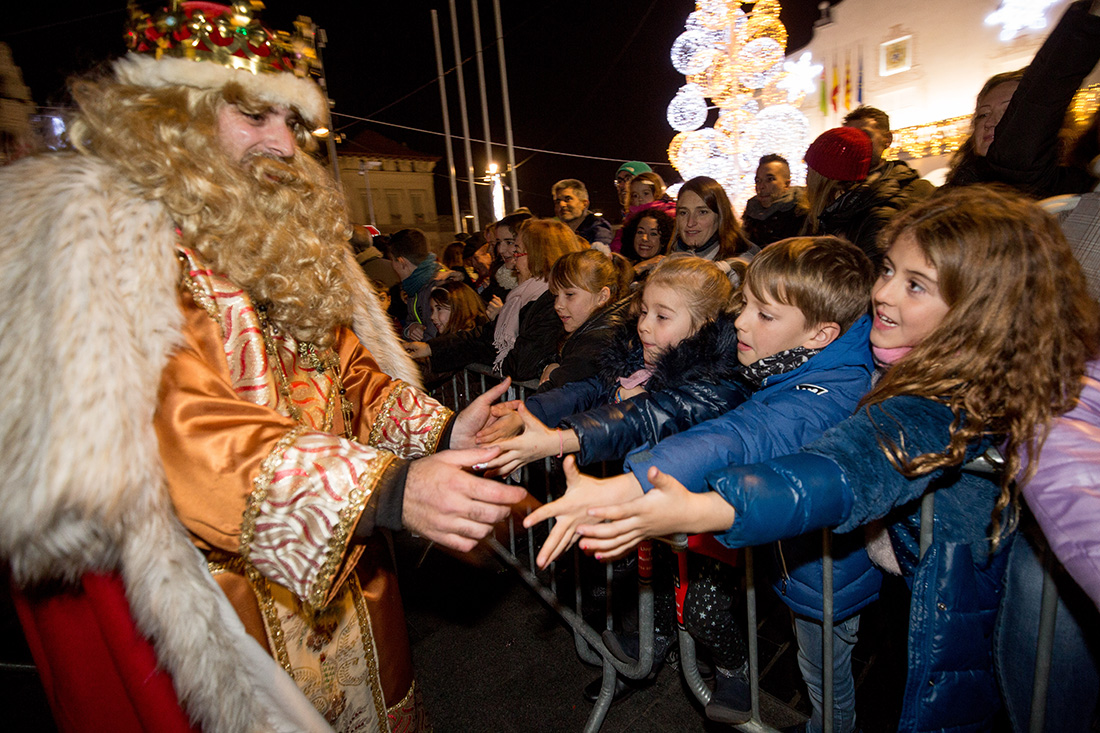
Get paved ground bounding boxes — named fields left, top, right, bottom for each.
left=0, top=529, right=916, bottom=733
left=396, top=528, right=915, bottom=733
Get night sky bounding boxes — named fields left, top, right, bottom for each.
left=4, top=1, right=836, bottom=225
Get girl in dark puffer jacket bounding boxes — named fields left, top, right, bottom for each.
left=476, top=256, right=748, bottom=476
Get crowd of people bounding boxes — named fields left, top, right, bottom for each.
left=3, top=1, right=1100, bottom=733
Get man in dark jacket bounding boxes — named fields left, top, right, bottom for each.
left=843, top=105, right=935, bottom=207
left=814, top=107, right=934, bottom=268
left=552, top=178, right=613, bottom=253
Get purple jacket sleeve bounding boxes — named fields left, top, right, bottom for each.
left=1023, top=361, right=1100, bottom=610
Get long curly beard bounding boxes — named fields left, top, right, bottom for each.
left=186, top=151, right=354, bottom=348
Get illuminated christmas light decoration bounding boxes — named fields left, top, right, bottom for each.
left=883, top=83, right=1100, bottom=161
left=985, top=0, right=1058, bottom=41
left=737, top=104, right=811, bottom=184
left=667, top=83, right=709, bottom=132
left=675, top=128, right=738, bottom=182
left=695, top=0, right=733, bottom=30
left=665, top=0, right=818, bottom=213
left=670, top=30, right=713, bottom=75
left=778, top=51, right=823, bottom=104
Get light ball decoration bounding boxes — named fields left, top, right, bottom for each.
left=737, top=38, right=784, bottom=89
left=744, top=0, right=788, bottom=49
left=688, top=55, right=737, bottom=103
left=694, top=0, right=735, bottom=30
left=737, top=104, right=811, bottom=184
left=667, top=131, right=691, bottom=170
left=667, top=83, right=709, bottom=132
left=670, top=30, right=715, bottom=75
left=675, top=128, right=738, bottom=183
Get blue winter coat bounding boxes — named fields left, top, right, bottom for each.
left=624, top=315, right=879, bottom=620
left=525, top=313, right=751, bottom=466
left=707, top=396, right=1010, bottom=733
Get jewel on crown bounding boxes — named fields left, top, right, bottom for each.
left=125, top=1, right=313, bottom=78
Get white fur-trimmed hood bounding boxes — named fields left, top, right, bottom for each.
left=114, top=53, right=329, bottom=128
left=0, top=152, right=414, bottom=731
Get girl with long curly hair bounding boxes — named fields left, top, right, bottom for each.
left=567, top=185, right=1100, bottom=731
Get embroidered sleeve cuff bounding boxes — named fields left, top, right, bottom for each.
left=241, top=427, right=394, bottom=609
left=368, top=380, right=452, bottom=458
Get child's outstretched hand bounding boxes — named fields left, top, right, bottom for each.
left=477, top=403, right=560, bottom=476
left=475, top=400, right=524, bottom=444
left=522, top=459, right=644, bottom=569
left=577, top=466, right=737, bottom=562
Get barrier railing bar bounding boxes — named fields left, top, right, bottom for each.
left=428, top=367, right=1059, bottom=732
left=822, top=530, right=834, bottom=733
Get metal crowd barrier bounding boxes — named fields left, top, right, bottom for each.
left=430, top=366, right=1063, bottom=733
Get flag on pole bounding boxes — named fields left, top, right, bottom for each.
left=819, top=63, right=827, bottom=115
left=831, top=62, right=839, bottom=112
left=857, top=49, right=864, bottom=106
left=844, top=54, right=852, bottom=111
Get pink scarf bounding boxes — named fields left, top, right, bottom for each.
left=871, top=345, right=912, bottom=367
left=617, top=366, right=654, bottom=391
left=493, top=277, right=548, bottom=373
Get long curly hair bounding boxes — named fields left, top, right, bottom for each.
left=863, top=185, right=1100, bottom=546
left=67, top=76, right=352, bottom=347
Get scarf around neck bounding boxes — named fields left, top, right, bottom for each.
left=401, top=253, right=440, bottom=297
left=493, top=276, right=548, bottom=373
left=739, top=345, right=820, bottom=389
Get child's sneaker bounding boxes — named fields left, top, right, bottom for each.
left=705, top=664, right=751, bottom=725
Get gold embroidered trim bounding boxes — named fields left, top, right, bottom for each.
left=368, top=382, right=407, bottom=448
left=349, top=572, right=390, bottom=729
left=240, top=425, right=307, bottom=561
left=368, top=382, right=453, bottom=456
left=245, top=563, right=293, bottom=672
left=386, top=679, right=416, bottom=717
left=175, top=249, right=223, bottom=329
left=206, top=553, right=292, bottom=672
left=421, top=405, right=452, bottom=456
left=308, top=452, right=393, bottom=609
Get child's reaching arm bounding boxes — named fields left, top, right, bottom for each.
left=577, top=467, right=737, bottom=561
left=479, top=403, right=580, bottom=476
left=561, top=377, right=751, bottom=465
left=522, top=459, right=644, bottom=568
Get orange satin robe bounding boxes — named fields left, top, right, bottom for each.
left=153, top=248, right=450, bottom=731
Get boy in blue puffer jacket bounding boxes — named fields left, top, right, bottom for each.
left=526, top=236, right=878, bottom=730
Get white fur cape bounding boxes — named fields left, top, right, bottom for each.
left=0, top=153, right=422, bottom=732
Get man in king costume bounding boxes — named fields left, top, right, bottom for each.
left=0, top=2, right=527, bottom=731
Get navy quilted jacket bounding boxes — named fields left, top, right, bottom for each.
left=707, top=396, right=1010, bottom=732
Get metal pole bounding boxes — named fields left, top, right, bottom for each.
left=471, top=0, right=495, bottom=223
left=491, top=0, right=519, bottom=210
left=313, top=27, right=341, bottom=185
left=431, top=10, right=463, bottom=234
left=359, top=160, right=377, bottom=226
left=449, top=0, right=480, bottom=230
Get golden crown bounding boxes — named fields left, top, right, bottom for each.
left=125, top=1, right=317, bottom=79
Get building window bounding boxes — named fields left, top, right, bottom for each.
left=410, top=191, right=426, bottom=224
left=386, top=190, right=402, bottom=224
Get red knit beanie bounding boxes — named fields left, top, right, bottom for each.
left=804, top=127, right=872, bottom=181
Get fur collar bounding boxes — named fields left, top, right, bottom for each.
left=0, top=152, right=418, bottom=732
left=598, top=311, right=742, bottom=393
